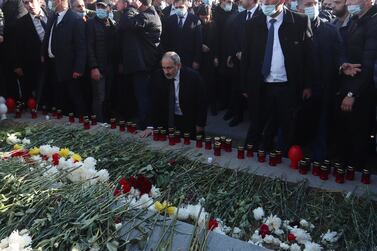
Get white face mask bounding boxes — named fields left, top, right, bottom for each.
left=290, top=1, right=297, bottom=10
left=223, top=2, right=232, bottom=11
left=261, top=3, right=277, bottom=16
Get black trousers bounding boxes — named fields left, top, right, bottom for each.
left=227, top=61, right=245, bottom=119
left=245, top=83, right=296, bottom=153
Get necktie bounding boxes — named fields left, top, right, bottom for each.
left=168, top=79, right=176, bottom=128
left=178, top=16, right=184, bottom=28
left=261, top=19, right=276, bottom=80
left=35, top=15, right=46, bottom=31
left=246, top=11, right=251, bottom=20
left=51, top=13, right=59, bottom=55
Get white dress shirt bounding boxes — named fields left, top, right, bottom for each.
left=265, top=10, right=288, bottom=83
left=174, top=70, right=183, bottom=116
left=170, top=6, right=176, bottom=16
left=48, top=10, right=68, bottom=58
left=30, top=11, right=47, bottom=41
left=246, top=4, right=258, bottom=21
left=177, top=12, right=188, bottom=27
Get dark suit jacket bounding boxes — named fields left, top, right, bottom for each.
left=161, top=13, right=202, bottom=67
left=14, top=11, right=50, bottom=73
left=118, top=6, right=162, bottom=75
left=42, top=9, right=86, bottom=82
left=1, top=0, right=27, bottom=35
left=151, top=67, right=207, bottom=130
left=241, top=8, right=314, bottom=118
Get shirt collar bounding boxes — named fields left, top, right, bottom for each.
left=30, top=10, right=45, bottom=19
left=174, top=70, right=180, bottom=81
left=267, top=8, right=284, bottom=24
left=246, top=4, right=258, bottom=14
left=57, top=9, right=68, bottom=18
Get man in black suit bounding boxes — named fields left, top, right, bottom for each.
left=241, top=0, right=314, bottom=152
left=140, top=52, right=206, bottom=137
left=13, top=0, right=50, bottom=102
left=161, top=0, right=202, bottom=70
left=118, top=0, right=162, bottom=129
left=42, top=0, right=86, bottom=115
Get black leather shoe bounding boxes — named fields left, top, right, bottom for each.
left=228, top=117, right=242, bottom=127
left=223, top=111, right=233, bottom=121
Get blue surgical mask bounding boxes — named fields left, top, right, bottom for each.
left=290, top=1, right=297, bottom=11
left=304, top=5, right=319, bottom=20
left=203, top=0, right=212, bottom=5
left=223, top=3, right=232, bottom=12
left=176, top=8, right=187, bottom=17
left=238, top=5, right=245, bottom=12
left=347, top=4, right=362, bottom=15
left=48, top=1, right=56, bottom=11
left=96, top=8, right=108, bottom=19
left=261, top=4, right=277, bottom=16
left=76, top=11, right=86, bottom=17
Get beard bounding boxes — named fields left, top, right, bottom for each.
left=332, top=6, right=347, bottom=17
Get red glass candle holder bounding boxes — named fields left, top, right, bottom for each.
left=31, top=109, right=37, bottom=119
left=79, top=116, right=84, bottom=123
left=119, top=121, right=126, bottom=132
left=110, top=118, right=116, bottom=129
left=51, top=107, right=57, bottom=117
left=42, top=105, right=48, bottom=115
left=15, top=108, right=21, bottom=118
left=126, top=122, right=132, bottom=132
left=175, top=130, right=181, bottom=143
left=275, top=150, right=282, bottom=164
left=346, top=166, right=355, bottom=181
left=312, top=162, right=321, bottom=176
left=168, top=128, right=175, bottom=135
left=196, top=135, right=203, bottom=148
left=214, top=142, right=221, bottom=156
left=257, top=150, right=266, bottom=163
left=169, top=133, right=176, bottom=146
left=299, top=160, right=308, bottom=175
left=130, top=123, right=137, bottom=133
left=153, top=129, right=159, bottom=141
left=220, top=136, right=226, bottom=150
left=160, top=130, right=167, bottom=141
left=56, top=109, right=62, bottom=119
left=361, top=169, right=371, bottom=184
left=183, top=133, right=190, bottom=145
left=269, top=152, right=277, bottom=166
left=68, top=113, right=75, bottom=123
left=237, top=146, right=245, bottom=159
left=84, top=119, right=90, bottom=130
left=225, top=138, right=232, bottom=152
left=247, top=144, right=254, bottom=158
left=91, top=115, right=97, bottom=125
left=333, top=163, right=341, bottom=177
left=335, top=168, right=345, bottom=184
left=320, top=165, right=329, bottom=180
left=205, top=137, right=212, bottom=150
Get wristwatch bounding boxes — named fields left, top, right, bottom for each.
left=347, top=92, right=354, bottom=98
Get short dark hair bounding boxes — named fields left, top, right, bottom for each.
left=140, top=0, right=152, bottom=5
left=173, top=0, right=187, bottom=4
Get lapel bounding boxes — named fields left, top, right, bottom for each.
left=255, top=13, right=268, bottom=48
left=55, top=9, right=71, bottom=30
left=182, top=13, right=192, bottom=30
left=278, top=8, right=294, bottom=56
left=25, top=14, right=41, bottom=42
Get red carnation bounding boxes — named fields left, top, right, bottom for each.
left=113, top=188, right=121, bottom=197
left=136, top=175, right=152, bottom=195
left=129, top=176, right=138, bottom=188
left=259, top=224, right=270, bottom=238
left=208, top=219, right=219, bottom=230
left=11, top=150, right=29, bottom=158
left=119, top=178, right=131, bottom=194
left=288, top=233, right=296, bottom=242
left=168, top=159, right=177, bottom=166
left=52, top=153, right=59, bottom=166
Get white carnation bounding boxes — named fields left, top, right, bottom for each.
left=290, top=243, right=301, bottom=251
left=21, top=138, right=30, bottom=145
left=300, top=219, right=309, bottom=229
left=252, top=207, right=265, bottom=221
left=265, top=214, right=282, bottom=231
left=96, top=169, right=109, bottom=182
left=280, top=243, right=290, bottom=250
left=6, top=133, right=21, bottom=145
left=249, top=231, right=263, bottom=245
left=231, top=227, right=242, bottom=239
left=134, top=194, right=153, bottom=209
left=0, top=229, right=32, bottom=251
left=115, top=223, right=122, bottom=231
left=176, top=207, right=190, bottom=220
left=290, top=227, right=312, bottom=245
left=149, top=185, right=161, bottom=198
left=304, top=242, right=322, bottom=251
left=83, top=157, right=97, bottom=170
left=213, top=227, right=226, bottom=235
left=321, top=230, right=340, bottom=244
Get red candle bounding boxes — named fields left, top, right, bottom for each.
left=361, top=169, right=371, bottom=184
left=288, top=145, right=303, bottom=169
left=257, top=150, right=266, bottom=163
left=153, top=129, right=160, bottom=141
left=312, top=162, right=321, bottom=176
left=51, top=107, right=57, bottom=117
left=205, top=137, right=212, bottom=150
left=237, top=146, right=245, bottom=159
left=15, top=108, right=21, bottom=118
left=320, top=165, right=329, bottom=180
left=169, top=133, right=176, bottom=146
left=84, top=119, right=90, bottom=130
left=91, top=115, right=97, bottom=125
left=183, top=133, right=190, bottom=145
left=247, top=144, right=254, bottom=158
left=335, top=168, right=345, bottom=184
left=31, top=109, right=37, bottom=119
left=269, top=152, right=277, bottom=166
left=79, top=116, right=84, bottom=123
left=42, top=105, right=48, bottom=115
left=69, top=113, right=75, bottom=123
left=175, top=130, right=181, bottom=143
left=333, top=163, right=341, bottom=177
left=299, top=160, right=308, bottom=175
left=225, top=138, right=232, bottom=152
left=214, top=142, right=221, bottom=156
left=110, top=118, right=116, bottom=129
left=275, top=150, right=282, bottom=163
left=196, top=135, right=203, bottom=148
left=56, top=109, right=62, bottom=119
left=220, top=136, right=226, bottom=150
left=168, top=128, right=175, bottom=135
left=346, top=166, right=355, bottom=181
left=160, top=130, right=167, bottom=141
left=119, top=121, right=126, bottom=132
left=126, top=122, right=133, bottom=132
left=130, top=123, right=137, bottom=133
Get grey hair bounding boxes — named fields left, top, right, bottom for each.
left=162, top=51, right=181, bottom=65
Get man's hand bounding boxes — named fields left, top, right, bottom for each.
left=214, top=58, right=219, bottom=67
left=14, top=68, right=24, bottom=77
left=192, top=62, right=200, bottom=70
left=226, top=56, right=234, bottom=68
left=202, top=44, right=210, bottom=53
left=196, top=126, right=204, bottom=134
left=341, top=63, right=361, bottom=77
left=341, top=96, right=355, bottom=112
left=72, top=72, right=82, bottom=79
left=236, top=51, right=242, bottom=61
left=0, top=36, right=4, bottom=44
left=90, top=68, right=101, bottom=81
left=139, top=128, right=153, bottom=138
left=302, top=88, right=312, bottom=100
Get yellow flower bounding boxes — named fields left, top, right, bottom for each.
left=154, top=201, right=166, bottom=213
left=71, top=153, right=82, bottom=162
left=59, top=148, right=70, bottom=158
left=13, top=144, right=23, bottom=150
left=29, top=147, right=40, bottom=156
left=167, top=206, right=177, bottom=216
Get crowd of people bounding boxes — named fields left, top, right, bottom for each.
left=0, top=0, right=376, bottom=170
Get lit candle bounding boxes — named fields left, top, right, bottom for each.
left=31, top=109, right=37, bottom=119
left=225, top=138, right=232, bottom=152
left=335, top=168, right=345, bottom=184
left=312, top=161, right=321, bottom=176
left=257, top=150, right=266, bottom=163
left=269, top=152, right=277, bottom=167
left=183, top=133, right=190, bottom=145
left=196, top=135, right=203, bottom=148
left=237, top=146, right=245, bottom=159
left=169, top=133, right=176, bottom=146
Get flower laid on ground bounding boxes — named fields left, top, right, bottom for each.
left=253, top=207, right=265, bottom=221
left=0, top=229, right=32, bottom=251
left=154, top=201, right=176, bottom=216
